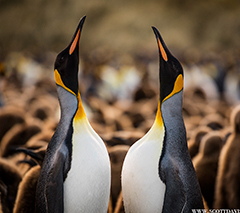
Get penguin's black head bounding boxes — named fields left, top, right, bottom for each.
left=152, top=27, right=184, bottom=104
left=54, top=16, right=86, bottom=97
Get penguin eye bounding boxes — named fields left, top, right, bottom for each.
left=60, top=56, right=65, bottom=63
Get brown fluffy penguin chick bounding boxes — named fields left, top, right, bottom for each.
left=13, top=147, right=46, bottom=213
left=214, top=105, right=240, bottom=208
left=188, top=126, right=211, bottom=158
left=192, top=132, right=224, bottom=208
left=24, top=130, right=53, bottom=150
left=7, top=152, right=32, bottom=177
left=0, top=108, right=25, bottom=142
left=0, top=158, right=22, bottom=213
left=32, top=78, right=58, bottom=98
left=113, top=191, right=124, bottom=213
left=108, top=145, right=129, bottom=210
left=13, top=165, right=41, bottom=213
left=0, top=203, right=3, bottom=213
left=184, top=87, right=207, bottom=104
left=26, top=95, right=59, bottom=123
left=202, top=196, right=209, bottom=211
left=0, top=122, right=42, bottom=157
left=102, top=131, right=144, bottom=147
left=199, top=113, right=226, bottom=131
left=88, top=96, right=123, bottom=128
left=108, top=196, right=113, bottom=213
left=182, top=98, right=202, bottom=117
left=29, top=104, right=53, bottom=122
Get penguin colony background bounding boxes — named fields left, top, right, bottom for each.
left=0, top=15, right=240, bottom=213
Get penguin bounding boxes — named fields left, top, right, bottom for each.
left=13, top=147, right=46, bottom=213
left=192, top=132, right=224, bottom=208
left=113, top=191, right=124, bottom=213
left=214, top=104, right=240, bottom=208
left=199, top=113, right=225, bottom=131
left=108, top=145, right=129, bottom=209
left=13, top=165, right=41, bottom=213
left=0, top=107, right=25, bottom=142
left=35, top=16, right=111, bottom=213
left=0, top=158, right=22, bottom=213
left=25, top=130, right=53, bottom=150
left=121, top=27, right=204, bottom=212
left=188, top=126, right=211, bottom=158
left=0, top=122, right=42, bottom=157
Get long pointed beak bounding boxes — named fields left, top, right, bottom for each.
left=152, top=26, right=169, bottom=62
left=69, top=15, right=86, bottom=55
left=151, top=26, right=184, bottom=104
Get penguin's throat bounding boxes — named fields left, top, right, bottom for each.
left=74, top=92, right=87, bottom=121
left=141, top=101, right=165, bottom=141
left=155, top=102, right=164, bottom=127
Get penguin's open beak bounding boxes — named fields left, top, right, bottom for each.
left=69, top=15, right=86, bottom=55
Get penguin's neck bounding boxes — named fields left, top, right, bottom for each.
left=143, top=91, right=183, bottom=144
left=73, top=92, right=95, bottom=133
left=155, top=101, right=164, bottom=127
left=74, top=92, right=87, bottom=122
left=57, top=86, right=78, bottom=125
left=161, top=91, right=183, bottom=126
left=142, top=101, right=165, bottom=141
left=57, top=85, right=87, bottom=124
left=161, top=91, right=187, bottom=150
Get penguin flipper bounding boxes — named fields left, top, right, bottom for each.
left=45, top=151, right=65, bottom=213
left=162, top=158, right=186, bottom=213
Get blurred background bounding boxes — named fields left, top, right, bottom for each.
left=0, top=0, right=240, bottom=212
left=1, top=0, right=240, bottom=103
left=1, top=0, right=240, bottom=56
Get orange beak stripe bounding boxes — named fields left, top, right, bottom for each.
left=69, top=29, right=80, bottom=55
left=157, top=38, right=168, bottom=62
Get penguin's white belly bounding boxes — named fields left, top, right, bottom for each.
left=64, top=131, right=110, bottom=213
left=122, top=138, right=166, bottom=213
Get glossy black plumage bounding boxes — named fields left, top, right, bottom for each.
left=35, top=16, right=86, bottom=213
left=154, top=27, right=204, bottom=212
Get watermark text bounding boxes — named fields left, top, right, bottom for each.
left=192, top=209, right=240, bottom=213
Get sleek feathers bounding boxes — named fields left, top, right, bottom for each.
left=121, top=27, right=203, bottom=212
left=35, top=16, right=110, bottom=213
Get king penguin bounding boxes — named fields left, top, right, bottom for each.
left=35, top=16, right=111, bottom=213
left=121, top=27, right=204, bottom=212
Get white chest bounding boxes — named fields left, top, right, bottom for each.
left=122, top=124, right=166, bottom=213
left=63, top=126, right=110, bottom=213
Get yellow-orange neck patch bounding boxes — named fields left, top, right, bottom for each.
left=54, top=69, right=86, bottom=121
left=155, top=74, right=183, bottom=126
left=155, top=101, right=164, bottom=127
left=157, top=38, right=168, bottom=62
left=162, top=74, right=183, bottom=103
left=54, top=69, right=76, bottom=96
left=74, top=92, right=86, bottom=121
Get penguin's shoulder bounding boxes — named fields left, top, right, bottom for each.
left=45, top=120, right=73, bottom=174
